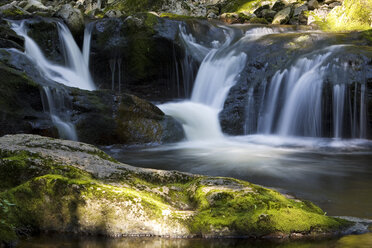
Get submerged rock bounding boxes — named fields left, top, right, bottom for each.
left=0, top=134, right=351, bottom=244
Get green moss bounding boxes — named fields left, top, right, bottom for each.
left=0, top=7, right=25, bottom=17
left=249, top=17, right=269, bottom=24
left=221, top=0, right=272, bottom=14
left=104, top=0, right=165, bottom=14
left=0, top=136, right=352, bottom=241
left=189, top=180, right=349, bottom=236
left=361, top=29, right=372, bottom=45
left=160, top=12, right=204, bottom=20
left=321, top=0, right=372, bottom=31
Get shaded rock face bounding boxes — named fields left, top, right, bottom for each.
left=70, top=89, right=185, bottom=145
left=0, top=134, right=350, bottom=243
left=219, top=31, right=372, bottom=138
left=89, top=14, right=200, bottom=101
left=0, top=18, right=185, bottom=145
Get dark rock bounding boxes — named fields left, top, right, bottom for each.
left=0, top=19, right=24, bottom=50
left=308, top=0, right=319, bottom=10
left=0, top=57, right=56, bottom=137
left=71, top=89, right=185, bottom=145
left=272, top=6, right=292, bottom=24
left=253, top=4, right=270, bottom=18
left=271, top=0, right=288, bottom=12
left=293, top=4, right=308, bottom=17
left=89, top=14, right=199, bottom=100
left=55, top=4, right=84, bottom=35
left=261, top=9, right=277, bottom=22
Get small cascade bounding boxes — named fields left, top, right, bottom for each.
left=333, top=84, right=346, bottom=138
left=109, top=57, right=124, bottom=92
left=11, top=20, right=96, bottom=91
left=244, top=87, right=255, bottom=135
left=41, top=87, right=77, bottom=141
left=244, top=46, right=368, bottom=139
left=117, top=58, right=122, bottom=93
left=109, top=58, right=116, bottom=91
left=10, top=19, right=96, bottom=140
left=83, top=22, right=94, bottom=67
left=159, top=25, right=248, bottom=140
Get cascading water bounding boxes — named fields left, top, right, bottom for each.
left=41, top=87, right=77, bottom=141
left=159, top=25, right=248, bottom=140
left=10, top=19, right=96, bottom=140
left=247, top=45, right=369, bottom=139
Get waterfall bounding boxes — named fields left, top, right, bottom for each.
left=10, top=19, right=96, bottom=140
left=11, top=20, right=96, bottom=91
left=41, top=87, right=77, bottom=141
left=246, top=45, right=368, bottom=139
left=159, top=25, right=249, bottom=140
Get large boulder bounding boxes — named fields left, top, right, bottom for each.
left=0, top=134, right=351, bottom=244
left=272, top=6, right=292, bottom=24
left=70, top=89, right=185, bottom=145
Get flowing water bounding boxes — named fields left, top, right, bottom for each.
left=10, top=21, right=372, bottom=246
left=10, top=19, right=96, bottom=140
left=104, top=25, right=372, bottom=223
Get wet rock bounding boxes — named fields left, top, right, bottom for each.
left=253, top=4, right=270, bottom=18
left=0, top=53, right=56, bottom=138
left=104, top=9, right=124, bottom=18
left=261, top=9, right=277, bottom=22
left=308, top=0, right=319, bottom=10
left=0, top=19, right=24, bottom=50
left=329, top=2, right=342, bottom=8
left=272, top=6, right=292, bottom=24
left=271, top=0, right=288, bottom=12
left=55, top=4, right=84, bottom=34
left=293, top=4, right=308, bottom=17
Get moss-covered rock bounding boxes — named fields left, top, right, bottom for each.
left=323, top=0, right=372, bottom=31
left=70, top=89, right=185, bottom=145
left=0, top=134, right=351, bottom=244
left=0, top=59, right=56, bottom=138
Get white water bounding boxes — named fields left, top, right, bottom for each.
left=42, top=86, right=77, bottom=141
left=11, top=20, right=95, bottom=91
left=159, top=25, right=249, bottom=141
left=159, top=26, right=302, bottom=141
left=11, top=20, right=96, bottom=140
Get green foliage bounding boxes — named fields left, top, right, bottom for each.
left=222, top=0, right=262, bottom=13
left=324, top=0, right=372, bottom=31
left=104, top=0, right=165, bottom=14
left=0, top=199, right=16, bottom=244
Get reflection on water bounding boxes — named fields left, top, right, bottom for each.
left=103, top=135, right=372, bottom=219
left=18, top=233, right=372, bottom=248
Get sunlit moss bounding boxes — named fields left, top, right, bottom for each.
left=0, top=137, right=352, bottom=243
left=323, top=0, right=372, bottom=31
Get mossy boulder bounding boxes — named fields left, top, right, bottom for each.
left=0, top=134, right=351, bottom=244
left=70, top=89, right=185, bottom=145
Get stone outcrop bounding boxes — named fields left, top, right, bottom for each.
left=0, top=35, right=185, bottom=145
left=0, top=134, right=351, bottom=245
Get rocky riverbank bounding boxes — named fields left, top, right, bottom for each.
left=0, top=0, right=370, bottom=31
left=0, top=134, right=352, bottom=246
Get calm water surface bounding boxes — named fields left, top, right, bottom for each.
left=103, top=135, right=372, bottom=219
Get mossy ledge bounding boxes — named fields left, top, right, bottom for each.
left=0, top=134, right=351, bottom=245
